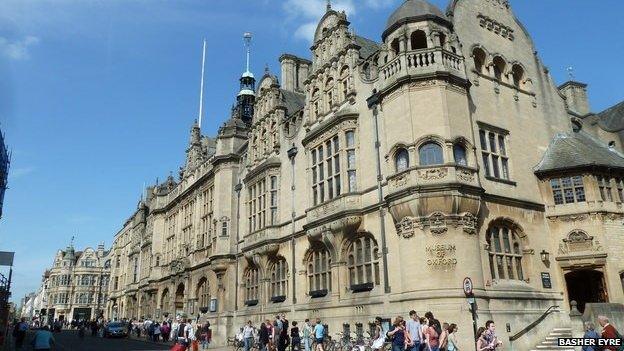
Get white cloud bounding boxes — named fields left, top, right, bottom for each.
left=0, top=36, right=39, bottom=60
left=283, top=0, right=358, bottom=42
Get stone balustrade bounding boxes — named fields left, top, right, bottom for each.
left=387, top=165, right=479, bottom=194
left=380, top=48, right=466, bottom=88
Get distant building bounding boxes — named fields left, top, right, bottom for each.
left=43, top=242, right=111, bottom=323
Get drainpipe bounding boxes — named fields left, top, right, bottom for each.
left=367, top=90, right=391, bottom=294
left=234, top=181, right=243, bottom=312
left=287, top=145, right=298, bottom=304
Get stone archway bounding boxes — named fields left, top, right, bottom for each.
left=565, top=269, right=607, bottom=313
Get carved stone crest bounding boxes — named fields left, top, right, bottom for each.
left=428, top=212, right=447, bottom=235
left=459, top=213, right=478, bottom=234
left=457, top=169, right=475, bottom=182
left=418, top=168, right=448, bottom=181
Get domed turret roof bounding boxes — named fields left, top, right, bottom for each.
left=384, top=0, right=448, bottom=37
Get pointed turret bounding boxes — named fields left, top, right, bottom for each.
left=236, top=32, right=256, bottom=124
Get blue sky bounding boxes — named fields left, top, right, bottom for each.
left=0, top=0, right=622, bottom=303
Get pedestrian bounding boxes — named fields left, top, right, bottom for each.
left=387, top=317, right=407, bottom=351
left=274, top=316, right=283, bottom=351
left=446, top=324, right=458, bottom=351
left=314, top=319, right=325, bottom=351
left=31, top=325, right=55, bottom=351
left=483, top=320, right=502, bottom=350
left=302, top=319, right=312, bottom=351
left=582, top=321, right=599, bottom=351
left=259, top=322, right=270, bottom=351
left=438, top=323, right=449, bottom=351
left=406, top=311, right=422, bottom=351
left=154, top=322, right=161, bottom=342
left=424, top=317, right=439, bottom=351
left=371, top=317, right=385, bottom=351
left=161, top=321, right=170, bottom=342
left=13, top=317, right=28, bottom=348
left=597, top=316, right=622, bottom=351
left=291, top=321, right=301, bottom=351
left=266, top=319, right=274, bottom=351
left=243, top=320, right=255, bottom=351
left=202, top=321, right=212, bottom=350
left=475, top=327, right=487, bottom=351
left=279, top=315, right=290, bottom=351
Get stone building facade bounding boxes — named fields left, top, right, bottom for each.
left=105, top=1, right=624, bottom=349
left=44, top=243, right=111, bottom=323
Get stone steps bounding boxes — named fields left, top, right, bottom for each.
left=530, top=327, right=575, bottom=351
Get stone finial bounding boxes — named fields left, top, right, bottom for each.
left=570, top=300, right=582, bottom=317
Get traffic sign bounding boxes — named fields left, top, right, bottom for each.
left=463, top=277, right=473, bottom=296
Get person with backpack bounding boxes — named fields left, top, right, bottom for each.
left=31, top=325, right=55, bottom=351
left=387, top=317, right=409, bottom=351
left=314, top=319, right=325, bottom=351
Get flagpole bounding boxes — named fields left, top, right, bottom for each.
left=198, top=39, right=207, bottom=129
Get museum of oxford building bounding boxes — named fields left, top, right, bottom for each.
left=105, top=0, right=624, bottom=349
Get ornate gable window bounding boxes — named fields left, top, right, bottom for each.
left=550, top=176, right=585, bottom=205
left=487, top=224, right=524, bottom=281
left=346, top=236, right=380, bottom=290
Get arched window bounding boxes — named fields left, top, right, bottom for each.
left=419, top=142, right=443, bottom=166
left=395, top=148, right=410, bottom=172
left=453, top=144, right=467, bottom=166
left=347, top=236, right=380, bottom=288
left=410, top=30, right=428, bottom=50
left=340, top=66, right=350, bottom=101
left=391, top=38, right=400, bottom=54
left=473, top=48, right=486, bottom=74
left=306, top=248, right=332, bottom=295
left=270, top=258, right=288, bottom=299
left=487, top=224, right=524, bottom=281
left=512, top=64, right=524, bottom=88
left=325, top=78, right=334, bottom=110
left=160, top=289, right=170, bottom=313
left=493, top=56, right=506, bottom=81
left=244, top=267, right=259, bottom=303
left=197, top=278, right=210, bottom=309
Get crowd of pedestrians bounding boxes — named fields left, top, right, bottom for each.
left=124, top=315, right=212, bottom=350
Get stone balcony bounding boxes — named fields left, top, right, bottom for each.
left=306, top=193, right=362, bottom=226
left=386, top=164, right=479, bottom=195
left=242, top=226, right=281, bottom=249
left=379, top=48, right=466, bottom=90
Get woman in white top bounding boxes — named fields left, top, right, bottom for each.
left=446, top=324, right=459, bottom=351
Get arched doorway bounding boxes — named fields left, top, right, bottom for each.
left=175, top=283, right=185, bottom=314
left=160, top=288, right=170, bottom=316
left=565, top=269, right=607, bottom=313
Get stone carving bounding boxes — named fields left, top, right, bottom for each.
left=429, top=212, right=448, bottom=235
left=459, top=213, right=478, bottom=234
left=559, top=230, right=603, bottom=254
left=390, top=174, right=409, bottom=188
left=457, top=169, right=475, bottom=182
left=418, top=168, right=448, bottom=180
left=396, top=217, right=416, bottom=238
left=477, top=14, right=514, bottom=41
left=170, top=258, right=190, bottom=275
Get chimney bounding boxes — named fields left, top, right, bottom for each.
left=559, top=81, right=590, bottom=115
left=280, top=54, right=312, bottom=92
left=279, top=54, right=296, bottom=91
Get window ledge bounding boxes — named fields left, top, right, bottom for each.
left=270, top=295, right=286, bottom=303
left=244, top=299, right=259, bottom=306
left=485, top=176, right=517, bottom=186
left=349, top=283, right=374, bottom=293
left=309, top=289, right=329, bottom=298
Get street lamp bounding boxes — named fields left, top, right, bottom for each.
left=540, top=250, right=550, bottom=264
